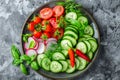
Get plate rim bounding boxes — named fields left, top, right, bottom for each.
left=20, top=0, right=101, bottom=79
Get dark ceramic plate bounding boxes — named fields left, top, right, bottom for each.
left=21, top=0, right=100, bottom=79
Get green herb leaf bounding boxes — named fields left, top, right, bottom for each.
left=20, top=55, right=31, bottom=61
left=22, top=34, right=32, bottom=42
left=11, top=45, right=21, bottom=59
left=29, top=41, right=35, bottom=48
left=12, top=59, right=22, bottom=66
left=56, top=1, right=65, bottom=6
left=30, top=55, right=37, bottom=61
left=20, top=64, right=28, bottom=75
left=26, top=61, right=32, bottom=66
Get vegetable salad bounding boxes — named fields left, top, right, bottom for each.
left=11, top=0, right=98, bottom=75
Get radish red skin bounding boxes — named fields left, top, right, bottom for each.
left=24, top=37, right=39, bottom=50
left=26, top=49, right=37, bottom=57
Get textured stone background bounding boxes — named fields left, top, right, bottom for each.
left=0, top=0, right=120, bottom=80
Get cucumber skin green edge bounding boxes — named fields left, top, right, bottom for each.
left=59, top=61, right=68, bottom=72
left=41, top=58, right=51, bottom=71
left=76, top=41, right=88, bottom=54
left=50, top=61, right=62, bottom=73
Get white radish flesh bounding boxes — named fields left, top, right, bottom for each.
left=26, top=49, right=37, bottom=56
left=36, top=42, right=45, bottom=54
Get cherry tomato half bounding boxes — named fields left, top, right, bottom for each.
left=33, top=30, right=42, bottom=38
left=27, top=22, right=36, bottom=32
left=40, top=8, right=53, bottom=19
left=49, top=18, right=59, bottom=28
left=33, top=16, right=41, bottom=24
left=53, top=5, right=64, bottom=17
left=42, top=20, right=52, bottom=32
left=53, top=28, right=64, bottom=40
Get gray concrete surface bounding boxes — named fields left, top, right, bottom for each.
left=0, top=0, right=120, bottom=80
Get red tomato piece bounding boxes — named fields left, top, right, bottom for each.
left=33, top=16, right=41, bottom=24
left=42, top=20, right=52, bottom=32
left=33, top=30, right=42, bottom=38
left=40, top=8, right=53, bottom=19
left=41, top=31, right=51, bottom=40
left=53, top=28, right=64, bottom=40
left=49, top=18, right=59, bottom=28
left=53, top=5, right=64, bottom=17
left=27, top=22, right=36, bottom=32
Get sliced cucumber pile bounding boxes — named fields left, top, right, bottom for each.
left=61, top=25, right=79, bottom=50
left=35, top=10, right=98, bottom=74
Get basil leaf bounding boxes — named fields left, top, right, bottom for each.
left=26, top=61, right=32, bottom=66
left=30, top=55, right=36, bottom=61
left=11, top=45, right=21, bottom=59
left=22, top=34, right=32, bottom=42
left=20, top=64, right=28, bottom=75
left=12, top=59, right=22, bottom=66
left=20, top=55, right=31, bottom=61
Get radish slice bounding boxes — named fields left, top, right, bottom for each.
left=34, top=42, right=39, bottom=50
left=26, top=49, right=37, bottom=56
left=46, top=38, right=57, bottom=44
left=24, top=37, right=38, bottom=50
left=33, top=36, right=43, bottom=42
left=36, top=42, right=45, bottom=54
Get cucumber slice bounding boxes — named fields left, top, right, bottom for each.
left=41, top=57, right=51, bottom=71
left=59, top=61, right=68, bottom=72
left=63, top=36, right=77, bottom=46
left=78, top=16, right=88, bottom=25
left=84, top=25, right=94, bottom=36
left=65, top=12, right=77, bottom=20
left=77, top=57, right=87, bottom=70
left=52, top=52, right=65, bottom=60
left=84, top=41, right=91, bottom=52
left=64, top=34, right=77, bottom=40
left=78, top=38, right=86, bottom=42
left=86, top=37, right=96, bottom=41
left=75, top=58, right=80, bottom=69
left=82, top=35, right=91, bottom=38
left=87, top=51, right=93, bottom=60
left=65, top=26, right=78, bottom=34
left=66, top=60, right=75, bottom=73
left=76, top=42, right=87, bottom=54
left=67, top=25, right=79, bottom=30
left=61, top=50, right=68, bottom=58
left=50, top=61, right=62, bottom=73
left=64, top=31, right=78, bottom=40
left=88, top=40, right=98, bottom=53
left=61, top=39, right=72, bottom=50
left=82, top=35, right=96, bottom=41
left=37, top=54, right=47, bottom=67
